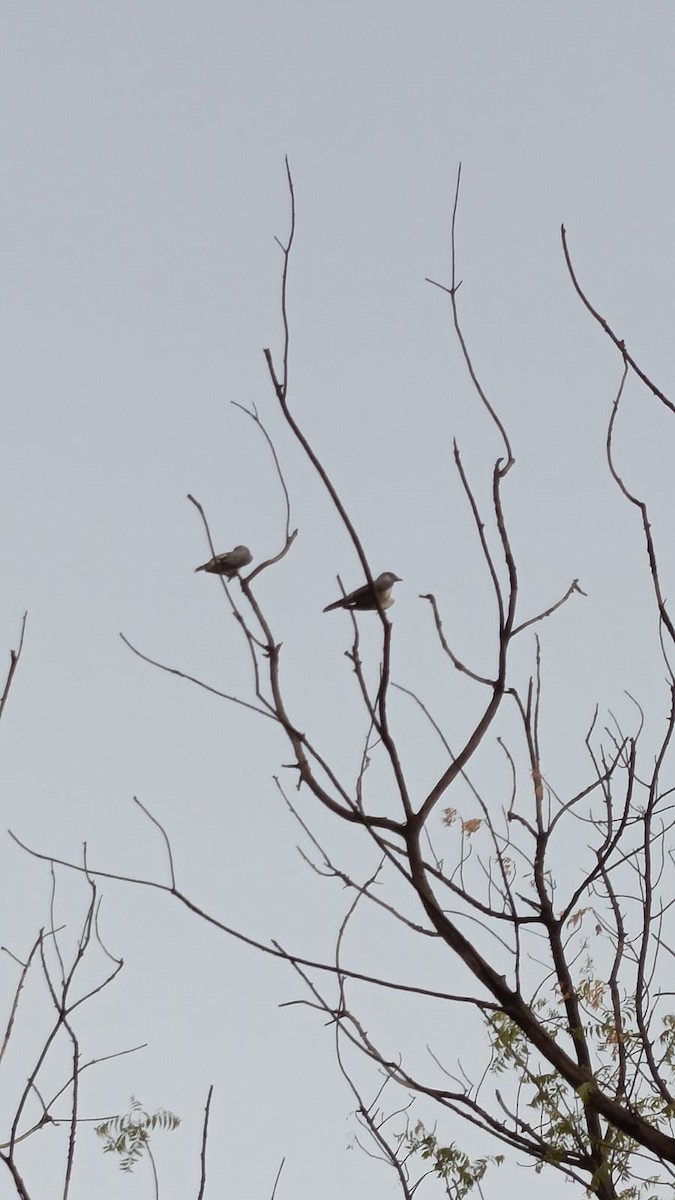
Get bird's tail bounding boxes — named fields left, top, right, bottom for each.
left=323, top=598, right=346, bottom=612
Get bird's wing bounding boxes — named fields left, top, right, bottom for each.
left=342, top=581, right=375, bottom=607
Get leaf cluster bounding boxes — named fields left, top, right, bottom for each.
left=403, top=1120, right=503, bottom=1198
left=95, top=1097, right=180, bottom=1173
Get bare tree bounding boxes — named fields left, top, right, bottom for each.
left=0, top=625, right=210, bottom=1198
left=0, top=852, right=220, bottom=1199
left=15, top=165, right=675, bottom=1200
left=0, top=821, right=142, bottom=1199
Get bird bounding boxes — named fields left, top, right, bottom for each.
left=194, top=545, right=252, bottom=578
left=323, top=572, right=402, bottom=613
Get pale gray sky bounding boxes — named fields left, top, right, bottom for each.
left=1, top=3, right=675, bottom=1197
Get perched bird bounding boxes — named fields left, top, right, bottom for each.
left=195, top=545, right=252, bottom=578
left=323, top=571, right=402, bottom=613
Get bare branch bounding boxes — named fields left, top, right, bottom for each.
left=512, top=578, right=586, bottom=636
left=561, top=224, right=675, bottom=415
left=268, top=1156, right=285, bottom=1200
left=195, top=1085, right=213, bottom=1200
left=426, top=164, right=514, bottom=468
left=231, top=401, right=298, bottom=581
left=119, top=632, right=276, bottom=721
left=0, top=612, right=27, bottom=726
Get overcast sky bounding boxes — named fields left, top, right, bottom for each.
left=1, top=3, right=675, bottom=1198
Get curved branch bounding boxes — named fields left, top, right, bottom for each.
left=230, top=401, right=298, bottom=582
left=605, top=361, right=675, bottom=646
left=420, top=593, right=494, bottom=686
left=119, top=632, right=276, bottom=721
left=512, top=578, right=586, bottom=637
left=561, top=224, right=675, bottom=416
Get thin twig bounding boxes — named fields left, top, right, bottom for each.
left=512, top=579, right=586, bottom=636
left=269, top=1156, right=285, bottom=1200
left=195, top=1086, right=213, bottom=1200
left=231, top=402, right=298, bottom=581
left=0, top=612, right=27, bottom=726
left=119, top=633, right=276, bottom=721
left=426, top=164, right=514, bottom=468
left=561, top=224, right=675, bottom=415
